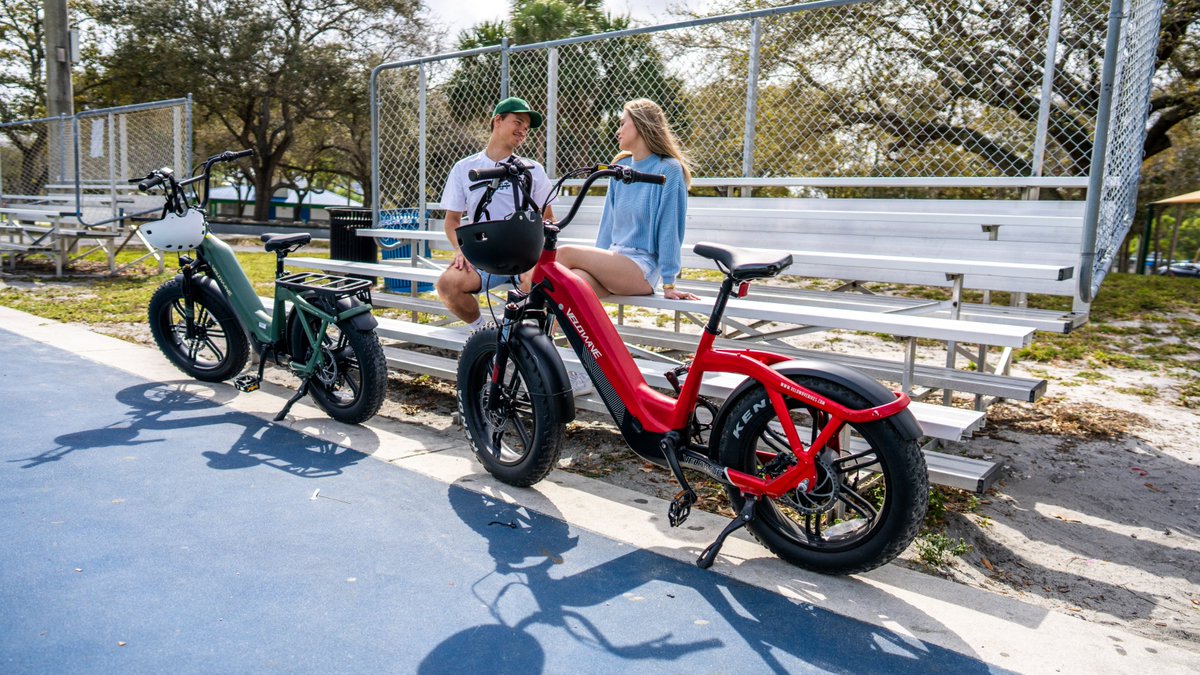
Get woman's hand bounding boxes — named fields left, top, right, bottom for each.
left=663, top=287, right=700, bottom=301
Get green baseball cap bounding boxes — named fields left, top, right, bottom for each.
left=493, top=97, right=544, bottom=128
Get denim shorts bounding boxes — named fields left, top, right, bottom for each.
left=610, top=245, right=661, bottom=289
left=476, top=270, right=519, bottom=292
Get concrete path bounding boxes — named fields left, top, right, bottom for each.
left=0, top=305, right=1195, bottom=674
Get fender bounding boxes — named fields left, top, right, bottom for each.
left=710, top=359, right=922, bottom=453
left=333, top=296, right=378, bottom=331
left=512, top=323, right=576, bottom=423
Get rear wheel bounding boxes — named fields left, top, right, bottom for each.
left=148, top=278, right=249, bottom=382
left=718, top=375, right=928, bottom=575
left=289, top=311, right=388, bottom=424
left=457, top=326, right=563, bottom=487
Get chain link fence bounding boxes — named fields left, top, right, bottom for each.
left=372, top=0, right=1164, bottom=300
left=0, top=98, right=192, bottom=228
left=0, top=116, right=72, bottom=198
left=1081, top=0, right=1165, bottom=299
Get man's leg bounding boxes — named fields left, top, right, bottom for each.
left=435, top=265, right=484, bottom=323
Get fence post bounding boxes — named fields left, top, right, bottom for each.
left=419, top=63, right=428, bottom=224
left=107, top=113, right=118, bottom=220
left=184, top=93, right=193, bottom=177
left=370, top=69, right=380, bottom=227
left=1079, top=0, right=1127, bottom=303
left=1028, top=0, right=1064, bottom=200
left=741, top=18, right=762, bottom=198
left=500, top=38, right=510, bottom=100
left=546, top=47, right=559, bottom=179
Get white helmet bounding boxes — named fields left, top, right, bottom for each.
left=140, top=208, right=207, bottom=251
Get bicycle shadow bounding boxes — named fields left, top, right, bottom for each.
left=7, top=381, right=376, bottom=478
left=420, top=481, right=999, bottom=673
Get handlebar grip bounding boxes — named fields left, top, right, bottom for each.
left=138, top=174, right=166, bottom=192
left=468, top=166, right=510, bottom=181
left=629, top=170, right=666, bottom=185
left=223, top=149, right=254, bottom=161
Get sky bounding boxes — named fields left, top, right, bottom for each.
left=425, top=0, right=722, bottom=45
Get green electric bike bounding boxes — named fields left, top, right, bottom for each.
left=136, top=149, right=388, bottom=424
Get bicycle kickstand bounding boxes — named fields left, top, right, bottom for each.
left=273, top=378, right=310, bottom=422
left=696, top=496, right=758, bottom=570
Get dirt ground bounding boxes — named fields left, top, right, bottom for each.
left=2, top=270, right=1197, bottom=654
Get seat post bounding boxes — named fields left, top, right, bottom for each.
left=704, top=277, right=736, bottom=335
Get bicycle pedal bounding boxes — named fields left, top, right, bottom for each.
left=233, top=375, right=261, bottom=393
left=668, top=489, right=697, bottom=527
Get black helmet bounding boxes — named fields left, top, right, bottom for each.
left=456, top=210, right=545, bottom=276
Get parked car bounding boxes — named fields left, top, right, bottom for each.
left=1156, top=261, right=1200, bottom=278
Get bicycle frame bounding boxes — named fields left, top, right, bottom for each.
left=184, top=234, right=372, bottom=380
left=525, top=254, right=909, bottom=500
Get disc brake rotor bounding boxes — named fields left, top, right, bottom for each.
left=780, top=449, right=840, bottom=516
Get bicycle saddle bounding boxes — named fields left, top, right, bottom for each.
left=693, top=242, right=793, bottom=281
left=260, top=232, right=312, bottom=252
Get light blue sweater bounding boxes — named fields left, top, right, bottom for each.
left=596, top=154, right=688, bottom=287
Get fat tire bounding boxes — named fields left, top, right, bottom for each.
left=148, top=278, right=249, bottom=382
left=290, top=314, right=388, bottom=425
left=718, top=375, right=928, bottom=575
left=457, top=326, right=563, bottom=487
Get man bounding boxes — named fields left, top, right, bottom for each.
left=436, top=97, right=555, bottom=332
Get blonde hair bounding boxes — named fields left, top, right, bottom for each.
left=617, top=99, right=692, bottom=186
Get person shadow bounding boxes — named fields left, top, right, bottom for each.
left=7, top=380, right=376, bottom=478
left=419, top=480, right=1001, bottom=673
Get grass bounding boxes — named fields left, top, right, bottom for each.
left=1006, top=274, right=1200, bottom=373
left=0, top=243, right=329, bottom=325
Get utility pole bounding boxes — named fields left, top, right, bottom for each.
left=43, top=0, right=74, bottom=183
left=43, top=0, right=74, bottom=118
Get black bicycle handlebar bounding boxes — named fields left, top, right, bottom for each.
left=137, top=174, right=167, bottom=192
left=468, top=157, right=536, bottom=182
left=626, top=168, right=665, bottom=185
left=468, top=166, right=507, bottom=181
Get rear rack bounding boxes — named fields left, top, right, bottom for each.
left=276, top=271, right=373, bottom=303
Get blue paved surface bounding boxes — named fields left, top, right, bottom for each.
left=0, top=328, right=1004, bottom=673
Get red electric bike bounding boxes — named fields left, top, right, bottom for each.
left=454, top=158, right=928, bottom=575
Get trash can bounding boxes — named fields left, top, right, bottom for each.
left=379, top=209, right=434, bottom=294
left=328, top=207, right=377, bottom=285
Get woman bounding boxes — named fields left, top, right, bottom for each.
left=556, top=99, right=700, bottom=301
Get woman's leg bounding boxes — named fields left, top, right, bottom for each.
left=557, top=245, right=653, bottom=297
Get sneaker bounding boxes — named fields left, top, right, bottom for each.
left=567, top=369, right=594, bottom=397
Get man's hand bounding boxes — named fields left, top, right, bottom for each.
left=451, top=252, right=473, bottom=272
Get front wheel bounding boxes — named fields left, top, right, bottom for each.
left=457, top=326, right=564, bottom=487
left=289, top=311, right=388, bottom=425
left=718, top=376, right=928, bottom=575
left=148, top=278, right=249, bottom=382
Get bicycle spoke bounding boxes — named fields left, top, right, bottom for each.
left=837, top=486, right=880, bottom=522
left=509, top=416, right=532, bottom=449
left=203, top=338, right=226, bottom=362
left=490, top=427, right=505, bottom=457
left=761, top=424, right=792, bottom=454
left=833, top=448, right=882, bottom=474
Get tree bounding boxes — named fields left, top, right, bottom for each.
left=436, top=0, right=688, bottom=180
left=89, top=0, right=431, bottom=221
left=0, top=0, right=50, bottom=194
left=679, top=0, right=1200, bottom=182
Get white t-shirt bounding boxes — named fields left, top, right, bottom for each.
left=440, top=152, right=554, bottom=224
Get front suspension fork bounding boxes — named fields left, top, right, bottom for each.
left=484, top=290, right=529, bottom=414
